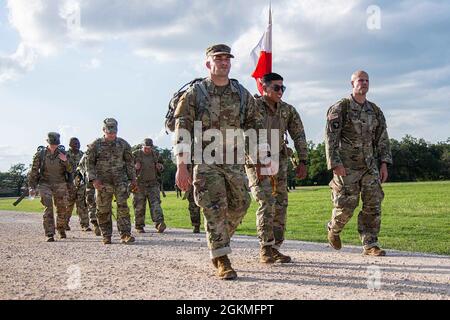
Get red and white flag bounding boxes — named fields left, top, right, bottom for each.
left=251, top=6, right=272, bottom=95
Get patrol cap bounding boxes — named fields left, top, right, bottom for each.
left=206, top=44, right=234, bottom=58
left=143, top=138, right=153, bottom=147
left=103, top=118, right=118, bottom=133
left=47, top=132, right=61, bottom=145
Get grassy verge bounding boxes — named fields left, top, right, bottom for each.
left=1, top=181, right=449, bottom=255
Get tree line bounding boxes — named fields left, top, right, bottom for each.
left=1, top=135, right=449, bottom=196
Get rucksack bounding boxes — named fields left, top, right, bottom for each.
left=165, top=78, right=246, bottom=134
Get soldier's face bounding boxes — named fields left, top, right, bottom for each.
left=69, top=139, right=80, bottom=151
left=264, top=80, right=284, bottom=104
left=103, top=128, right=117, bottom=141
left=352, top=74, right=369, bottom=95
left=207, top=55, right=231, bottom=77
left=143, top=146, right=152, bottom=154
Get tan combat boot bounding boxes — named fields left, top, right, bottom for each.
left=259, top=246, right=275, bottom=264
left=272, top=248, right=292, bottom=263
left=81, top=226, right=92, bottom=232
left=120, top=234, right=135, bottom=244
left=216, top=255, right=237, bottom=280
left=58, top=230, right=67, bottom=239
left=211, top=257, right=219, bottom=269
left=103, top=236, right=112, bottom=244
left=135, top=227, right=146, bottom=234
left=327, top=229, right=342, bottom=250
left=156, top=222, right=166, bottom=233
left=363, top=246, right=386, bottom=256
left=93, top=223, right=101, bottom=236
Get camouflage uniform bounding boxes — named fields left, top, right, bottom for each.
left=185, top=164, right=201, bottom=229
left=28, top=143, right=71, bottom=238
left=245, top=96, right=308, bottom=249
left=77, top=154, right=98, bottom=225
left=175, top=77, right=264, bottom=258
left=66, top=148, right=89, bottom=229
left=86, top=136, right=136, bottom=238
left=325, top=96, right=392, bottom=249
left=132, top=148, right=165, bottom=229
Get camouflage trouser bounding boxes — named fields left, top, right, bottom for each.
left=85, top=183, right=98, bottom=224
left=328, top=167, right=384, bottom=249
left=193, top=164, right=251, bottom=259
left=39, top=182, right=68, bottom=236
left=246, top=156, right=289, bottom=249
left=132, top=183, right=164, bottom=229
left=66, top=184, right=89, bottom=228
left=187, top=189, right=201, bottom=227
left=96, top=182, right=131, bottom=237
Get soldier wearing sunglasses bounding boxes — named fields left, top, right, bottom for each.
left=246, top=72, right=308, bottom=264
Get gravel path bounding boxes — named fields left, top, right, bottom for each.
left=0, top=210, right=449, bottom=300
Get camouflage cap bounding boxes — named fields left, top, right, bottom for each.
left=103, top=118, right=118, bottom=133
left=143, top=138, right=153, bottom=147
left=206, top=44, right=234, bottom=58
left=47, top=132, right=61, bottom=145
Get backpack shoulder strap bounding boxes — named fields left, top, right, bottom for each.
left=230, top=79, right=246, bottom=127
left=194, top=79, right=210, bottom=119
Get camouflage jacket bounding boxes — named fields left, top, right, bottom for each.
left=67, top=149, right=84, bottom=175
left=28, top=146, right=72, bottom=189
left=174, top=78, right=265, bottom=161
left=255, top=96, right=308, bottom=161
left=325, top=96, right=393, bottom=170
left=85, top=137, right=136, bottom=184
left=132, top=149, right=164, bottom=185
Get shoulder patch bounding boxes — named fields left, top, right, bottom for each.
left=328, top=113, right=339, bottom=121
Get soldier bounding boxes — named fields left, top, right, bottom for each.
left=325, top=70, right=392, bottom=256
left=245, top=72, right=308, bottom=264
left=174, top=44, right=264, bottom=280
left=132, top=138, right=166, bottom=233
left=28, top=132, right=71, bottom=242
left=76, top=153, right=101, bottom=236
left=66, top=137, right=91, bottom=231
left=85, top=118, right=137, bottom=245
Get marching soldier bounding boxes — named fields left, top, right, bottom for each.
left=85, top=118, right=137, bottom=245
left=325, top=70, right=392, bottom=256
left=132, top=138, right=166, bottom=233
left=28, top=132, right=72, bottom=241
left=66, top=137, right=91, bottom=231
left=245, top=72, right=308, bottom=264
left=174, top=44, right=264, bottom=280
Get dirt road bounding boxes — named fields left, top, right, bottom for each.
left=0, top=210, right=449, bottom=300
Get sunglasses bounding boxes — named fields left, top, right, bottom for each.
left=271, top=84, right=286, bottom=93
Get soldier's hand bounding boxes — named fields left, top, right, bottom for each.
left=380, top=163, right=388, bottom=183
left=130, top=179, right=139, bottom=193
left=29, top=188, right=36, bottom=197
left=58, top=153, right=67, bottom=162
left=93, top=179, right=104, bottom=191
left=296, top=163, right=308, bottom=180
left=176, top=163, right=192, bottom=192
left=333, top=165, right=347, bottom=177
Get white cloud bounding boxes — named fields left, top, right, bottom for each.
left=81, top=58, right=101, bottom=69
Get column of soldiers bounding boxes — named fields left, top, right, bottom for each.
left=28, top=43, right=392, bottom=281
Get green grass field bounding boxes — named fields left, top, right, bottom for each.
left=1, top=181, right=449, bottom=255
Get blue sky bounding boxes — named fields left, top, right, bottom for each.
left=1, top=0, right=449, bottom=171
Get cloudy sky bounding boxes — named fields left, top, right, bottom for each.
left=1, top=0, right=449, bottom=171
